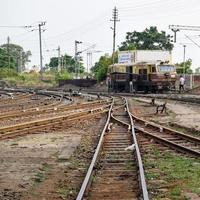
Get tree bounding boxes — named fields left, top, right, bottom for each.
left=175, top=59, right=193, bottom=74
left=119, top=26, right=173, bottom=51
left=49, top=54, right=84, bottom=73
left=0, top=47, right=15, bottom=68
left=0, top=43, right=31, bottom=71
left=91, top=54, right=113, bottom=82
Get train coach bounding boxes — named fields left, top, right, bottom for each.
left=107, top=61, right=177, bottom=93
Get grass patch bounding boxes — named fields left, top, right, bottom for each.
left=34, top=163, right=50, bottom=183
left=145, top=148, right=200, bottom=198
left=57, top=186, right=78, bottom=199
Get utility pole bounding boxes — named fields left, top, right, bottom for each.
left=7, top=36, right=10, bottom=69
left=169, top=25, right=200, bottom=43
left=17, top=49, right=22, bottom=73
left=58, top=46, right=61, bottom=72
left=87, top=52, right=92, bottom=73
left=87, top=50, right=102, bottom=73
left=183, top=44, right=186, bottom=77
left=110, top=7, right=120, bottom=64
left=74, top=40, right=82, bottom=78
left=38, top=22, right=46, bottom=73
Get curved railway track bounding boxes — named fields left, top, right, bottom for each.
left=76, top=97, right=149, bottom=200
left=130, top=112, right=200, bottom=157
left=0, top=99, right=110, bottom=121
left=0, top=101, right=110, bottom=140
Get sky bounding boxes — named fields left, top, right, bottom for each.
left=1, top=0, right=200, bottom=71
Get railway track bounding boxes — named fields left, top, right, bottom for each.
left=0, top=99, right=110, bottom=124
left=76, top=97, right=148, bottom=200
left=130, top=112, right=200, bottom=157
left=0, top=102, right=110, bottom=140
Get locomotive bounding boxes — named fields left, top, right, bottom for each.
left=107, top=50, right=177, bottom=93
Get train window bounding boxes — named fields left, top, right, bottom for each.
left=152, top=66, right=156, bottom=72
left=126, top=66, right=133, bottom=73
left=159, top=65, right=175, bottom=72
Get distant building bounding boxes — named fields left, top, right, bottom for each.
left=195, top=67, right=200, bottom=74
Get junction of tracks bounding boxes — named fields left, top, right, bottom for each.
left=0, top=88, right=199, bottom=200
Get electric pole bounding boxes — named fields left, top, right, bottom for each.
left=183, top=44, right=186, bottom=76
left=7, top=36, right=10, bottom=69
left=74, top=40, right=82, bottom=78
left=38, top=22, right=46, bottom=73
left=58, top=46, right=61, bottom=72
left=169, top=25, right=200, bottom=43
left=110, top=7, right=120, bottom=64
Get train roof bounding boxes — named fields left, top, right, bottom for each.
left=109, top=61, right=172, bottom=67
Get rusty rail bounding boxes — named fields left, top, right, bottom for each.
left=130, top=113, right=200, bottom=157
left=76, top=98, right=114, bottom=200
left=76, top=97, right=149, bottom=200
left=125, top=97, right=149, bottom=200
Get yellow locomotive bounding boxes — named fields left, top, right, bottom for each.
left=107, top=60, right=176, bottom=93
left=107, top=50, right=177, bottom=93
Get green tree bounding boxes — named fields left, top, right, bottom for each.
left=91, top=54, right=113, bottom=82
left=0, top=43, right=31, bottom=71
left=119, top=26, right=173, bottom=51
left=0, top=47, right=15, bottom=68
left=49, top=54, right=84, bottom=73
left=175, top=59, right=193, bottom=74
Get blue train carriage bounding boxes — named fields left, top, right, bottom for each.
left=107, top=61, right=177, bottom=93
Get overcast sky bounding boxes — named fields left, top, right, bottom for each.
left=1, top=0, right=200, bottom=71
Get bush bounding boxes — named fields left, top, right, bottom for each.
left=55, top=70, right=72, bottom=81
left=96, top=66, right=107, bottom=82
left=0, top=68, right=18, bottom=79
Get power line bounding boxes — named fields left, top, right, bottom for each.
left=0, top=25, right=33, bottom=28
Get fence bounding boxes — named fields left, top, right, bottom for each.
left=176, top=74, right=200, bottom=89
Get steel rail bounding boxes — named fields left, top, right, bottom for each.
left=0, top=99, right=110, bottom=120
left=130, top=113, right=200, bottom=144
left=135, top=127, right=200, bottom=157
left=76, top=97, right=149, bottom=200
left=130, top=113, right=200, bottom=157
left=76, top=98, right=114, bottom=200
left=0, top=105, right=110, bottom=140
left=125, top=97, right=149, bottom=200
left=0, top=104, right=110, bottom=134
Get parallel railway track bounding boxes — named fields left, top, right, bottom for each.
left=76, top=97, right=149, bottom=200
left=0, top=102, right=110, bottom=140
left=130, top=112, right=200, bottom=157
left=0, top=99, right=110, bottom=122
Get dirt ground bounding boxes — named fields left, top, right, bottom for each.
left=129, top=97, right=200, bottom=132
left=0, top=114, right=106, bottom=200
left=0, top=132, right=81, bottom=199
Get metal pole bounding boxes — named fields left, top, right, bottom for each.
left=75, top=41, right=78, bottom=78
left=87, top=52, right=89, bottom=73
left=38, top=22, right=46, bottom=74
left=39, top=24, right=43, bottom=72
left=58, top=46, right=61, bottom=71
left=7, top=36, right=10, bottom=69
left=183, top=45, right=186, bottom=77
left=110, top=7, right=120, bottom=65
left=74, top=40, right=82, bottom=78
